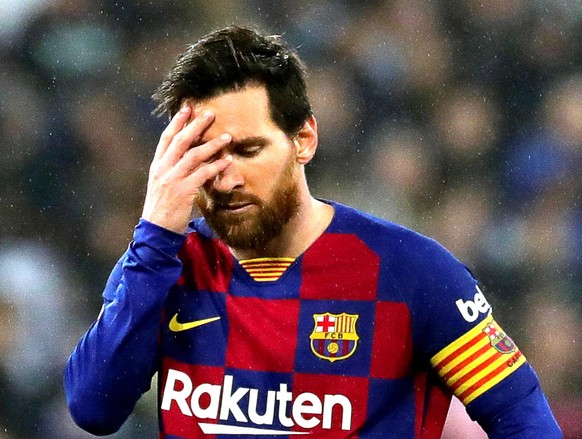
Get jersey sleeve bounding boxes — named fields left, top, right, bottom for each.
left=64, top=219, right=186, bottom=435
left=402, top=234, right=561, bottom=438
left=429, top=305, right=524, bottom=406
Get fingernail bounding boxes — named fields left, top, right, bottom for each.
left=220, top=133, right=231, bottom=141
left=203, top=110, right=214, bottom=119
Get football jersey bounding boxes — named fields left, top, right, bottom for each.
left=64, top=201, right=561, bottom=438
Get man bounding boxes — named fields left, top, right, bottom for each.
left=64, top=26, right=561, bottom=438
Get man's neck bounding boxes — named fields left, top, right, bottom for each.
left=230, top=196, right=334, bottom=260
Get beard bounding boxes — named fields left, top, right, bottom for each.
left=196, top=162, right=300, bottom=250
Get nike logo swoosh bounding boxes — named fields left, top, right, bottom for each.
left=169, top=314, right=220, bottom=332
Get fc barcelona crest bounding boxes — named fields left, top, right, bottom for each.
left=483, top=322, right=516, bottom=354
left=310, top=312, right=359, bottom=362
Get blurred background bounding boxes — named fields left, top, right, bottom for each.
left=0, top=0, right=580, bottom=438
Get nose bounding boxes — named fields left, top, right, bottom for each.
left=210, top=157, right=243, bottom=193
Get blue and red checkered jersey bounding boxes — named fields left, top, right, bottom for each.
left=64, top=201, right=561, bottom=438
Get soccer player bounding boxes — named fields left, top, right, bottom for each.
left=64, top=26, right=562, bottom=438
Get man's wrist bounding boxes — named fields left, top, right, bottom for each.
left=133, top=218, right=188, bottom=256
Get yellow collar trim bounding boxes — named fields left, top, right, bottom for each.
left=239, top=257, right=296, bottom=282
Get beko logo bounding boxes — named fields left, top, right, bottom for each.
left=455, top=286, right=491, bottom=322
left=161, top=369, right=353, bottom=435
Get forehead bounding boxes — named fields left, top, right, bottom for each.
left=185, top=85, right=280, bottom=140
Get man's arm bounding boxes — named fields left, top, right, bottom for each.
left=403, top=235, right=562, bottom=437
left=430, top=316, right=562, bottom=438
left=466, top=365, right=561, bottom=438
left=64, top=221, right=185, bottom=435
left=64, top=106, right=234, bottom=434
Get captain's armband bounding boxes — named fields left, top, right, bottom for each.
left=430, top=317, right=526, bottom=405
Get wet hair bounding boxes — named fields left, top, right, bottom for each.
left=152, top=26, right=312, bottom=136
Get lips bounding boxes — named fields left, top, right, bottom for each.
left=225, top=202, right=250, bottom=209
left=209, top=192, right=260, bottom=214
left=218, top=202, right=254, bottom=212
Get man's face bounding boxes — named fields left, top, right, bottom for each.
left=191, top=85, right=301, bottom=250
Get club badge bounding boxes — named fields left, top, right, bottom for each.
left=483, top=322, right=516, bottom=354
left=310, top=312, right=359, bottom=362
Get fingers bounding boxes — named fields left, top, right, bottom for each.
left=153, top=106, right=191, bottom=162
left=185, top=155, right=234, bottom=188
left=163, top=110, right=216, bottom=166
left=175, top=133, right=233, bottom=177
left=143, top=105, right=235, bottom=233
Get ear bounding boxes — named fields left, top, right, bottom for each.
left=293, top=115, right=318, bottom=165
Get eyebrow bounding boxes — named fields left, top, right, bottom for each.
left=231, top=136, right=269, bottom=148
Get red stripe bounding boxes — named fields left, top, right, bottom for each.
left=442, top=343, right=492, bottom=382
left=450, top=350, right=503, bottom=393
left=317, top=340, right=325, bottom=355
left=433, top=332, right=485, bottom=372
left=240, top=262, right=292, bottom=268
left=342, top=340, right=350, bottom=356
left=246, top=268, right=287, bottom=272
left=458, top=361, right=508, bottom=402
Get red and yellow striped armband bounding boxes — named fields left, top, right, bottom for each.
left=430, top=316, right=526, bottom=405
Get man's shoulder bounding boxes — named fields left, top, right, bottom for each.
left=329, top=200, right=463, bottom=269
left=328, top=200, right=404, bottom=230
left=329, top=201, right=436, bottom=246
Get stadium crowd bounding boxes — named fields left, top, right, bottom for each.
left=0, top=0, right=580, bottom=437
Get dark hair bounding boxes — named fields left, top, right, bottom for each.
left=152, top=26, right=312, bottom=136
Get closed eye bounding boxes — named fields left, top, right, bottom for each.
left=236, top=145, right=263, bottom=158
left=232, top=136, right=269, bottom=158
